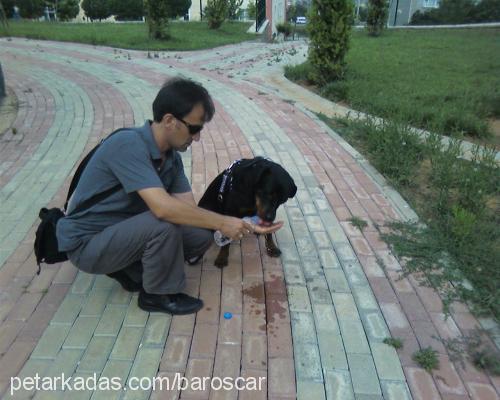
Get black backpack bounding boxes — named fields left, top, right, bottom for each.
left=34, top=128, right=130, bottom=272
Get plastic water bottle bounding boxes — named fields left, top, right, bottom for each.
left=214, top=215, right=261, bottom=246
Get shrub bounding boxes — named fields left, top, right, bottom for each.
left=81, top=0, right=112, bottom=21
left=284, top=61, right=315, bottom=83
left=205, top=0, right=227, bottom=29
left=410, top=0, right=500, bottom=25
left=366, top=0, right=388, bottom=36
left=1, top=0, right=15, bottom=18
left=145, top=0, right=169, bottom=38
left=57, top=0, right=80, bottom=21
left=383, top=337, right=404, bottom=349
left=17, top=0, right=45, bottom=19
left=110, top=0, right=144, bottom=21
left=307, top=0, right=353, bottom=84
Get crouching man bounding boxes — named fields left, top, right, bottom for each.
left=56, top=77, right=282, bottom=315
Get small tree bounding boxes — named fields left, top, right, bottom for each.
left=145, top=0, right=190, bottom=39
left=81, top=0, right=112, bottom=21
left=366, top=0, right=388, bottom=36
left=145, top=0, right=169, bottom=38
left=17, top=0, right=45, bottom=18
left=247, top=0, right=256, bottom=19
left=110, top=0, right=144, bottom=20
left=57, top=0, right=80, bottom=21
left=227, top=0, right=243, bottom=19
left=307, top=0, right=353, bottom=83
left=205, top=0, right=226, bottom=29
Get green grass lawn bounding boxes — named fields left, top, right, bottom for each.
left=286, top=28, right=500, bottom=145
left=0, top=20, right=255, bottom=51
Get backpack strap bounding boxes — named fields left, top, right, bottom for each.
left=63, top=128, right=131, bottom=214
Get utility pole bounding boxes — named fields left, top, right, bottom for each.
left=393, top=0, right=400, bottom=26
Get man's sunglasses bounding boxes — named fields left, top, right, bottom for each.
left=175, top=116, right=203, bottom=135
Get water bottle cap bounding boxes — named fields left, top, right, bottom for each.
left=223, top=312, right=233, bottom=319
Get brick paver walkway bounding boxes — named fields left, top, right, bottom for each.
left=0, top=38, right=498, bottom=400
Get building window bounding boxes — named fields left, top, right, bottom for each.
left=423, top=0, right=439, bottom=8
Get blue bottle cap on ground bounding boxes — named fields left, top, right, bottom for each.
left=223, top=312, right=233, bottom=319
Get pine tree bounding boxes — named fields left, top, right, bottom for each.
left=366, top=0, right=388, bottom=36
left=307, top=0, right=354, bottom=83
left=57, top=0, right=80, bottom=21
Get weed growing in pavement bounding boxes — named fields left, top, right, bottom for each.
left=442, top=332, right=500, bottom=376
left=349, top=216, right=368, bottom=231
left=383, top=337, right=404, bottom=349
left=413, top=347, right=440, bottom=372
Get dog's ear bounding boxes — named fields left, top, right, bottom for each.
left=287, top=178, right=297, bottom=199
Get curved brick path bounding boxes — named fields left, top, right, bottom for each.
left=0, top=38, right=499, bottom=400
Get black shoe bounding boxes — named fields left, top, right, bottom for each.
left=138, top=291, right=204, bottom=315
left=106, top=270, right=142, bottom=292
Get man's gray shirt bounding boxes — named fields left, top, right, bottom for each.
left=56, top=121, right=191, bottom=252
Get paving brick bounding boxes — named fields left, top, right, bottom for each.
left=432, top=354, right=467, bottom=396
left=71, top=272, right=95, bottom=295
left=109, top=326, right=143, bottom=361
left=287, top=285, right=311, bottom=313
left=77, top=336, right=116, bottom=373
left=317, top=332, right=348, bottom=370
left=268, top=322, right=293, bottom=359
left=123, top=296, right=149, bottom=327
left=466, top=382, right=498, bottom=400
left=312, top=303, right=340, bottom=334
left=361, top=311, right=390, bottom=342
left=371, top=342, right=405, bottom=381
left=218, top=313, right=242, bottom=345
left=380, top=381, right=412, bottom=400
left=338, top=319, right=370, bottom=354
left=290, top=312, right=316, bottom=344
left=307, top=278, right=332, bottom=305
left=160, top=335, right=191, bottom=373
left=0, top=339, right=36, bottom=380
left=51, top=294, right=85, bottom=326
left=142, top=314, right=171, bottom=347
left=80, top=288, right=111, bottom=317
left=182, top=358, right=213, bottom=399
left=347, top=353, right=382, bottom=396
left=319, top=249, right=341, bottom=269
left=297, top=380, right=326, bottom=400
left=45, top=348, right=84, bottom=378
left=239, top=369, right=267, bottom=400
left=405, top=367, right=441, bottom=400
left=294, top=342, right=322, bottom=381
left=324, top=369, right=354, bottom=400
left=268, top=358, right=296, bottom=398
left=169, top=314, right=196, bottom=336
left=0, top=320, right=24, bottom=356
left=123, top=347, right=163, bottom=400
left=380, top=303, right=410, bottom=331
left=108, top=285, right=132, bottom=306
left=94, top=305, right=127, bottom=337
left=94, top=360, right=132, bottom=400
left=242, top=333, right=267, bottom=371
left=63, top=316, right=99, bottom=349
left=31, top=324, right=71, bottom=359
left=324, top=268, right=350, bottom=293
left=6, top=292, right=43, bottom=322
left=332, top=293, right=358, bottom=320
left=191, top=322, right=219, bottom=359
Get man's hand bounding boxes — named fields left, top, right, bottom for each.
left=219, top=217, right=284, bottom=240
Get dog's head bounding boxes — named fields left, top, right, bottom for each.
left=233, top=158, right=297, bottom=225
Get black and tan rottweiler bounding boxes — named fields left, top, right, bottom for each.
left=198, top=156, right=297, bottom=267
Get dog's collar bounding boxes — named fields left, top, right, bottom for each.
left=217, top=159, right=241, bottom=203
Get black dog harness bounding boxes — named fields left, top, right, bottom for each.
left=217, top=157, right=271, bottom=203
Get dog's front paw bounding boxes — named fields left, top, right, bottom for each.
left=214, top=254, right=229, bottom=268
left=266, top=246, right=282, bottom=258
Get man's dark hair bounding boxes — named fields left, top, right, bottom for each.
left=152, top=77, right=215, bottom=123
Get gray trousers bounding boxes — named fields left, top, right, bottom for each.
left=67, top=211, right=213, bottom=294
